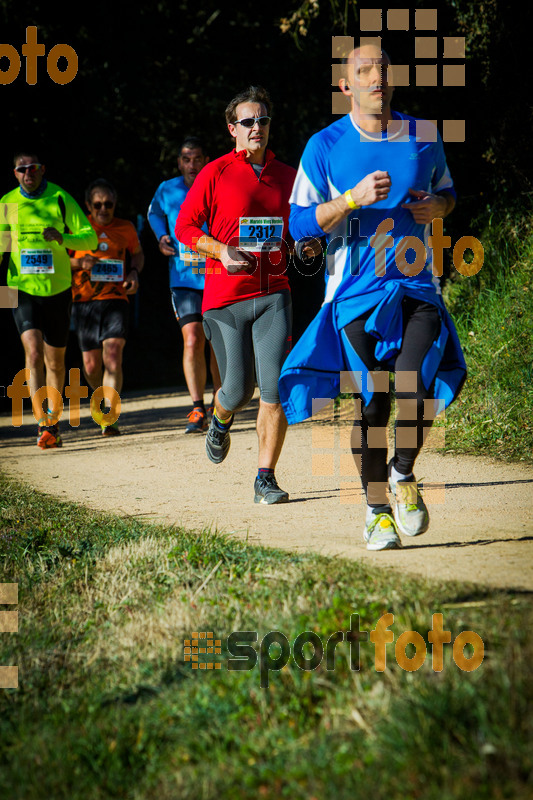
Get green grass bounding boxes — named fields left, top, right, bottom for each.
left=1, top=473, right=532, bottom=799
left=443, top=204, right=533, bottom=462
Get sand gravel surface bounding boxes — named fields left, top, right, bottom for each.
left=1, top=388, right=532, bottom=591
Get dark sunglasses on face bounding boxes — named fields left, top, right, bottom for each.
left=15, top=163, right=42, bottom=174
left=233, top=116, right=271, bottom=128
left=92, top=201, right=114, bottom=209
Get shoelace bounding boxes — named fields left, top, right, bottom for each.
left=209, top=422, right=230, bottom=443
left=368, top=512, right=396, bottom=532
left=396, top=482, right=422, bottom=511
left=258, top=473, right=276, bottom=486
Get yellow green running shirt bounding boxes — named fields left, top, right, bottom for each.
left=0, top=181, right=97, bottom=297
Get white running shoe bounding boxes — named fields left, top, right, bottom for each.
left=363, top=510, right=402, bottom=551
left=389, top=472, right=429, bottom=537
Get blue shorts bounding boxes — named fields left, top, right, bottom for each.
left=170, top=287, right=203, bottom=328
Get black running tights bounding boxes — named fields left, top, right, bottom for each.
left=342, top=297, right=441, bottom=505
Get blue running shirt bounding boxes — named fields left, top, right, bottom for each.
left=147, top=176, right=206, bottom=290
left=290, top=112, right=456, bottom=321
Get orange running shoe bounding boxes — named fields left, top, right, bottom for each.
left=185, top=406, right=208, bottom=434
left=37, top=423, right=62, bottom=449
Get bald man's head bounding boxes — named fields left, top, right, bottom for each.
left=340, top=44, right=393, bottom=118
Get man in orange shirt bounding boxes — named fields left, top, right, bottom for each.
left=70, top=179, right=144, bottom=435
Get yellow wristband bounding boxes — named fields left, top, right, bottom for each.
left=344, top=189, right=359, bottom=210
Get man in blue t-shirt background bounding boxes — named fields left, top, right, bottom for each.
left=147, top=136, right=220, bottom=433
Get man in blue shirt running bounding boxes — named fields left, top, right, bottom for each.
left=280, top=43, right=466, bottom=550
left=148, top=137, right=220, bottom=433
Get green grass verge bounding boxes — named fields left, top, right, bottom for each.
left=443, top=205, right=533, bottom=462
left=1, top=473, right=532, bottom=799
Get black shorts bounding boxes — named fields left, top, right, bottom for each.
left=71, top=299, right=129, bottom=351
left=12, top=288, right=72, bottom=347
left=170, top=287, right=203, bottom=327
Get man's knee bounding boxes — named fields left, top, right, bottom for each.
left=219, top=382, right=255, bottom=413
left=258, top=388, right=281, bottom=405
left=83, top=351, right=103, bottom=380
left=259, top=399, right=286, bottom=419
left=182, top=322, right=205, bottom=355
left=21, top=333, right=44, bottom=370
left=395, top=393, right=429, bottom=422
left=25, top=346, right=44, bottom=371
left=43, top=346, right=66, bottom=373
left=102, top=340, right=125, bottom=372
left=361, top=394, right=390, bottom=428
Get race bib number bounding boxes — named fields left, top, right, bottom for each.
left=178, top=241, right=206, bottom=265
left=90, top=259, right=124, bottom=282
left=20, top=249, right=54, bottom=274
left=238, top=217, right=283, bottom=251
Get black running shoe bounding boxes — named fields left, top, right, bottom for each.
left=254, top=474, right=289, bottom=505
left=205, top=414, right=233, bottom=463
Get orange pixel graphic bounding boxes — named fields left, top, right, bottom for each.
left=310, top=373, right=446, bottom=505
left=184, top=631, right=222, bottom=670
left=331, top=9, right=466, bottom=141
left=0, top=583, right=19, bottom=690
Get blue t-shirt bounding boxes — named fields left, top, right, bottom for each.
left=289, top=111, right=456, bottom=321
left=147, top=176, right=206, bottom=290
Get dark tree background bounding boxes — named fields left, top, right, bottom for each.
left=1, top=0, right=530, bottom=397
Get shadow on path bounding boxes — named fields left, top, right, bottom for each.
left=404, top=535, right=533, bottom=550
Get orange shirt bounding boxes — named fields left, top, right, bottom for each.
left=72, top=215, right=140, bottom=302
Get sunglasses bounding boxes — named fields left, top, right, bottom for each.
left=233, top=116, right=271, bottom=128
left=15, top=163, right=42, bottom=174
left=92, top=201, right=115, bottom=209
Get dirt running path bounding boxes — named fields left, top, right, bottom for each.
left=1, top=389, right=532, bottom=591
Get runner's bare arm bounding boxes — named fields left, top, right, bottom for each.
left=130, top=247, right=144, bottom=275
left=401, top=188, right=455, bottom=224
left=70, top=255, right=97, bottom=271
left=193, top=234, right=256, bottom=274
left=285, top=231, right=323, bottom=259
left=315, top=170, right=391, bottom=233
left=123, top=248, right=144, bottom=294
left=158, top=234, right=176, bottom=256
left=43, top=227, right=63, bottom=245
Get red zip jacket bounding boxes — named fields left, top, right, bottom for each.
left=175, top=148, right=296, bottom=312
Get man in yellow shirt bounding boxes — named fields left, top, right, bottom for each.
left=1, top=152, right=97, bottom=448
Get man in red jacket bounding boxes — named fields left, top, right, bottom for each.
left=175, top=85, right=295, bottom=505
